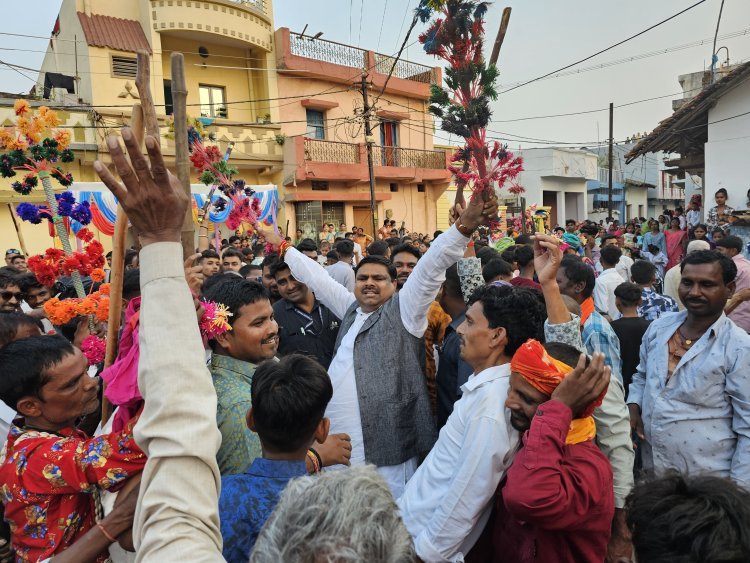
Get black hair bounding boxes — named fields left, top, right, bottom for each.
left=203, top=277, right=269, bottom=335
left=222, top=248, right=244, bottom=261
left=442, top=264, right=462, bottom=301
left=241, top=248, right=254, bottom=258
left=0, top=273, right=19, bottom=290
left=296, top=239, right=319, bottom=253
left=482, top=258, right=513, bottom=283
left=631, top=260, right=656, bottom=285
left=124, top=248, right=139, bottom=268
left=580, top=224, right=599, bottom=237
left=600, top=245, right=622, bottom=267
left=715, top=235, right=743, bottom=253
left=626, top=473, right=750, bottom=563
left=269, top=260, right=292, bottom=278
left=614, top=282, right=643, bottom=307
left=228, top=235, right=241, bottom=244
left=251, top=354, right=333, bottom=452
left=202, top=271, right=241, bottom=293
left=500, top=248, right=516, bottom=266
left=514, top=234, right=533, bottom=246
left=680, top=249, right=737, bottom=285
left=467, top=285, right=545, bottom=356
left=354, top=256, right=397, bottom=281
left=261, top=252, right=280, bottom=272
left=543, top=341, right=588, bottom=368
left=514, top=244, right=534, bottom=268
left=122, top=269, right=141, bottom=301
left=647, top=244, right=661, bottom=254
left=366, top=240, right=390, bottom=257
left=326, top=250, right=339, bottom=261
left=0, top=313, right=43, bottom=348
left=334, top=239, right=354, bottom=257
left=199, top=249, right=220, bottom=262
left=391, top=244, right=421, bottom=261
left=476, top=246, right=501, bottom=266
left=253, top=244, right=266, bottom=255
left=715, top=188, right=728, bottom=198
left=693, top=223, right=708, bottom=233
left=0, top=335, right=75, bottom=410
left=239, top=264, right=262, bottom=279
left=560, top=255, right=596, bottom=298
left=554, top=226, right=565, bottom=234
left=565, top=219, right=577, bottom=226
left=16, top=272, right=43, bottom=294
left=600, top=234, right=618, bottom=245
left=433, top=230, right=443, bottom=239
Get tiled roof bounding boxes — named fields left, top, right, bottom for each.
left=77, top=12, right=151, bottom=54
left=625, top=61, right=750, bottom=163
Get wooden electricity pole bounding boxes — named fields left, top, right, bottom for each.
left=360, top=73, right=378, bottom=237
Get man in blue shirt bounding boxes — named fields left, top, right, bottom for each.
left=219, top=354, right=334, bottom=562
left=629, top=250, right=750, bottom=489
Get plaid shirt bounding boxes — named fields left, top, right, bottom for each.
left=582, top=311, right=623, bottom=383
left=638, top=287, right=679, bottom=321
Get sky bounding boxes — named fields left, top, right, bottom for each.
left=2, top=0, right=750, bottom=149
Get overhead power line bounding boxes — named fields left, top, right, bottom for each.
left=499, top=0, right=709, bottom=95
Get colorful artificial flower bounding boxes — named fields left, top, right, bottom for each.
left=14, top=99, right=30, bottom=116
left=199, top=300, right=232, bottom=340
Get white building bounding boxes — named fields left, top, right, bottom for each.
left=627, top=62, right=750, bottom=217
left=513, top=147, right=597, bottom=226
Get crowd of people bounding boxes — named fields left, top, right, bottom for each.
left=0, top=129, right=749, bottom=563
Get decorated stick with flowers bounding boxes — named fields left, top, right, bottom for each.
left=417, top=0, right=523, bottom=226
left=0, top=100, right=91, bottom=300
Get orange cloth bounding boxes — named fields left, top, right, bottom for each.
left=510, top=339, right=604, bottom=444
left=580, top=297, right=595, bottom=327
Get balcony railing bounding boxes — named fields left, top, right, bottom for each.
left=303, top=139, right=446, bottom=170
left=290, top=34, right=367, bottom=70
left=372, top=145, right=446, bottom=169
left=373, top=53, right=436, bottom=84
left=226, top=0, right=268, bottom=18
left=289, top=32, right=435, bottom=84
left=305, top=139, right=361, bottom=164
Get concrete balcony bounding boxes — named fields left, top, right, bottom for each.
left=150, top=0, right=273, bottom=52
left=90, top=113, right=283, bottom=171
left=276, top=28, right=441, bottom=99
left=284, top=137, right=450, bottom=186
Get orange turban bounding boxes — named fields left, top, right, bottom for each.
left=511, top=339, right=605, bottom=426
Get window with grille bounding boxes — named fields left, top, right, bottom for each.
left=112, top=56, right=137, bottom=78
left=199, top=85, right=227, bottom=118
left=306, top=109, right=325, bottom=139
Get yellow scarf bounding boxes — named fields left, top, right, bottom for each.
left=566, top=416, right=596, bottom=445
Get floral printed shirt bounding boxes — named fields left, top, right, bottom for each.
left=0, top=418, right=145, bottom=562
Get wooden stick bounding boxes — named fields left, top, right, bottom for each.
left=489, top=8, right=512, bottom=66
left=6, top=204, right=29, bottom=257
left=170, top=52, right=194, bottom=260
left=135, top=51, right=160, bottom=142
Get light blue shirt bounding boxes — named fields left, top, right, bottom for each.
left=628, top=311, right=750, bottom=489
left=642, top=231, right=667, bottom=257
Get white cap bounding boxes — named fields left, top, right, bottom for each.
left=686, top=240, right=711, bottom=254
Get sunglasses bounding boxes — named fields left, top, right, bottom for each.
left=0, top=291, right=22, bottom=301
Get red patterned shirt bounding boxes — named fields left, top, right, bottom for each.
left=0, top=418, right=145, bottom=562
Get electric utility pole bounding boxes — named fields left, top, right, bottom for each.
left=608, top=102, right=614, bottom=221
left=360, top=73, right=378, bottom=237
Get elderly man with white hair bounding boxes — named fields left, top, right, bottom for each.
left=663, top=239, right=711, bottom=308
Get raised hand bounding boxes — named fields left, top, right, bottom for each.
left=551, top=352, right=610, bottom=417
left=457, top=190, right=499, bottom=231
left=94, top=129, right=189, bottom=247
left=184, top=253, right=204, bottom=295
left=532, top=234, right=564, bottom=285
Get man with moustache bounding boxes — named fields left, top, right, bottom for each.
left=271, top=260, right=340, bottom=368
left=628, top=250, right=750, bottom=488
left=261, top=194, right=498, bottom=497
left=203, top=278, right=280, bottom=475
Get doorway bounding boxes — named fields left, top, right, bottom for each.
left=353, top=207, right=375, bottom=237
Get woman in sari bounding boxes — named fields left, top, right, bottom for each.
left=664, top=217, right=687, bottom=269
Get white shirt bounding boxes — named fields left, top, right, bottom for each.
left=326, top=260, right=355, bottom=292
left=285, top=225, right=469, bottom=494
left=595, top=254, right=633, bottom=282
left=352, top=241, right=363, bottom=265
left=398, top=364, right=518, bottom=563
left=593, top=267, right=625, bottom=320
